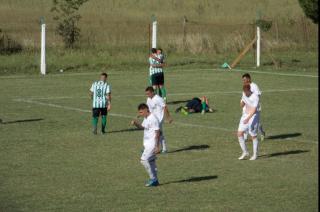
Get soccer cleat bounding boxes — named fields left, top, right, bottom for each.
left=249, top=155, right=257, bottom=160
left=238, top=152, right=249, bottom=160
left=163, top=97, right=167, bottom=103
left=161, top=150, right=167, bottom=154
left=181, top=107, right=189, bottom=115
left=93, top=128, right=97, bottom=135
left=102, top=129, right=106, bottom=134
left=145, top=179, right=159, bottom=187
left=201, top=110, right=205, bottom=115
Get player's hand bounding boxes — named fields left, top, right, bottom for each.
left=243, top=118, right=249, bottom=124
left=154, top=146, right=161, bottom=154
left=130, top=120, right=136, bottom=126
left=166, top=117, right=173, bottom=124
left=107, top=104, right=111, bottom=111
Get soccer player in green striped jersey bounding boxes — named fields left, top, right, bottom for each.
left=90, top=73, right=111, bottom=135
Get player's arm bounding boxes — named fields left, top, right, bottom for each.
left=244, top=107, right=257, bottom=124
left=240, top=100, right=245, bottom=108
left=107, top=92, right=111, bottom=111
left=164, top=105, right=173, bottom=123
left=89, top=84, right=94, bottom=99
left=131, top=120, right=144, bottom=129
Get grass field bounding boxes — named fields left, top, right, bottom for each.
left=0, top=67, right=318, bottom=211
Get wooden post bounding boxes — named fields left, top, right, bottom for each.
left=230, top=37, right=257, bottom=69
left=183, top=16, right=187, bottom=50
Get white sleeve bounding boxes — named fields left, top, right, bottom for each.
left=106, top=85, right=111, bottom=94
left=252, top=95, right=259, bottom=108
left=90, top=83, right=94, bottom=92
left=252, top=83, right=261, bottom=96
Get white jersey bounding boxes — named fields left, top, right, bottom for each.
left=242, top=82, right=261, bottom=113
left=141, top=113, right=160, bottom=149
left=241, top=94, right=260, bottom=115
left=147, top=95, right=166, bottom=122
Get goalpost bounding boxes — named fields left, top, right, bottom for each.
left=40, top=17, right=46, bottom=75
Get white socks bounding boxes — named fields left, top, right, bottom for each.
left=238, top=136, right=248, bottom=153
left=141, top=160, right=157, bottom=180
left=160, top=135, right=167, bottom=151
left=252, top=137, right=259, bottom=156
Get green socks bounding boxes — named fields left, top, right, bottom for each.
left=202, top=102, right=206, bottom=112
left=101, top=115, right=107, bottom=133
left=92, top=117, right=98, bottom=134
left=160, top=87, right=167, bottom=99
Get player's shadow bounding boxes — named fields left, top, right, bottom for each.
left=0, top=118, right=44, bottom=125
left=107, top=128, right=142, bottom=134
left=166, top=100, right=189, bottom=105
left=162, top=175, right=218, bottom=185
left=259, top=150, right=309, bottom=158
left=168, top=145, right=210, bottom=153
left=266, top=133, right=302, bottom=140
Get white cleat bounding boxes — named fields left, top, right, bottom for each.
left=238, top=152, right=249, bottom=160
left=249, top=155, right=257, bottom=160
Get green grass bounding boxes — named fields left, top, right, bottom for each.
left=0, top=67, right=318, bottom=211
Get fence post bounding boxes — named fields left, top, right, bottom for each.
left=151, top=15, right=157, bottom=48
left=40, top=17, right=46, bottom=75
left=183, top=16, right=187, bottom=49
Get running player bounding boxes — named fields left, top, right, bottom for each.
left=89, top=73, right=111, bottom=134
left=131, top=103, right=160, bottom=187
left=145, top=86, right=172, bottom=153
left=242, top=73, right=266, bottom=141
left=237, top=84, right=260, bottom=160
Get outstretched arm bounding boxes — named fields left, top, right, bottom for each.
left=131, top=119, right=144, bottom=129
left=164, top=105, right=173, bottom=123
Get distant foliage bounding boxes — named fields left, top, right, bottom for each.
left=0, top=29, right=22, bottom=54
left=298, top=0, right=318, bottom=24
left=51, top=0, right=89, bottom=48
left=256, top=19, right=273, bottom=32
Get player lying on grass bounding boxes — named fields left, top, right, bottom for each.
left=146, top=86, right=173, bottom=153
left=175, top=96, right=214, bottom=115
left=237, top=84, right=260, bottom=161
left=242, top=73, right=266, bottom=141
left=89, top=73, right=111, bottom=135
left=131, top=103, right=161, bottom=187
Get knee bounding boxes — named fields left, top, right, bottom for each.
left=237, top=131, right=244, bottom=137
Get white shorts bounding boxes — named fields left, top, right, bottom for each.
left=141, top=146, right=156, bottom=161
left=238, top=113, right=260, bottom=137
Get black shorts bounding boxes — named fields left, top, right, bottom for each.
left=151, top=72, right=164, bottom=86
left=92, top=108, right=107, bottom=117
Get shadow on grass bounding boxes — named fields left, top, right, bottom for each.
left=162, top=175, right=218, bottom=185
left=166, top=100, right=189, bottom=105
left=168, top=145, right=210, bottom=153
left=266, top=133, right=302, bottom=140
left=0, top=118, right=44, bottom=125
left=259, top=150, right=310, bottom=158
left=107, top=128, right=142, bottom=134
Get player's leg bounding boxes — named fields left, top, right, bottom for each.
left=259, top=123, right=266, bottom=141
left=141, top=149, right=159, bottom=186
left=101, top=108, right=108, bottom=134
left=159, top=73, right=167, bottom=101
left=249, top=114, right=260, bottom=160
left=237, top=115, right=249, bottom=160
left=159, top=122, right=167, bottom=153
left=92, top=108, right=99, bottom=134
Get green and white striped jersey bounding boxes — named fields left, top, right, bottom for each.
left=90, top=81, right=111, bottom=108
left=149, top=55, right=163, bottom=76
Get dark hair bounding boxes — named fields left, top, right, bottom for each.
left=151, top=48, right=157, bottom=54
left=101, top=72, right=108, bottom=77
left=145, top=86, right=154, bottom=92
left=243, top=84, right=251, bottom=92
left=242, top=73, right=251, bottom=79
left=138, top=103, right=149, bottom=111
left=158, top=48, right=163, bottom=53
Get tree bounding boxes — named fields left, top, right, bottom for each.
left=298, top=0, right=318, bottom=24
left=51, top=0, right=89, bottom=48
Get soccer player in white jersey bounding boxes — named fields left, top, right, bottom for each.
left=242, top=73, right=266, bottom=141
left=131, top=103, right=161, bottom=187
left=89, top=73, right=111, bottom=135
left=145, top=86, right=173, bottom=153
left=237, top=84, right=260, bottom=160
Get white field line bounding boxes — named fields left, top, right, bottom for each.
left=17, top=87, right=318, bottom=100
left=12, top=98, right=318, bottom=145
left=0, top=67, right=318, bottom=79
